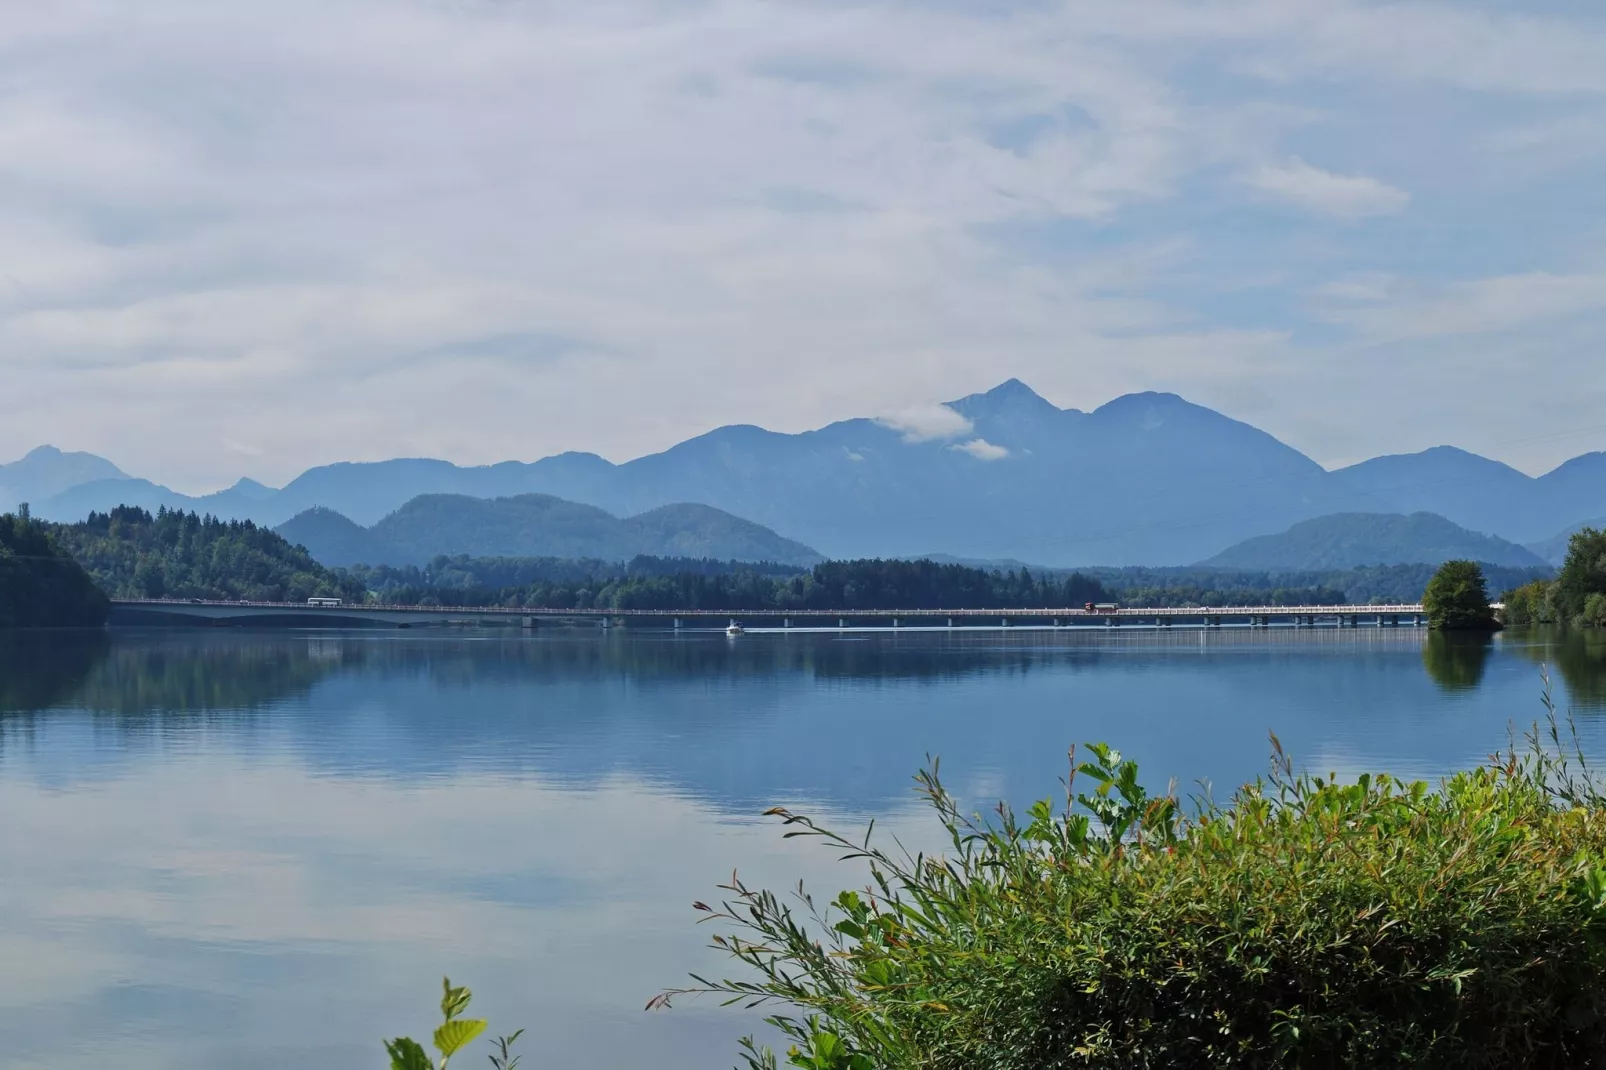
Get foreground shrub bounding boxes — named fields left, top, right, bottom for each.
left=662, top=707, right=1606, bottom=1068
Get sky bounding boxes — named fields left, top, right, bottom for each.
left=2, top=0, right=1605, bottom=492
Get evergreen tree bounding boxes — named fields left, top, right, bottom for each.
left=0, top=508, right=110, bottom=628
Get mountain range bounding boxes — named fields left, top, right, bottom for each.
left=275, top=496, right=822, bottom=568
left=9, top=380, right=1605, bottom=566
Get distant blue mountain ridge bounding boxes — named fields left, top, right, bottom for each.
left=9, top=380, right=1606, bottom=566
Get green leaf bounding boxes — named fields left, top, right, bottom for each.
left=440, top=976, right=473, bottom=1021
left=434, top=1017, right=488, bottom=1058
left=385, top=1037, right=431, bottom=1070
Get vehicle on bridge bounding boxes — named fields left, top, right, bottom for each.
left=307, top=596, right=344, bottom=607
left=1085, top=601, right=1119, bottom=613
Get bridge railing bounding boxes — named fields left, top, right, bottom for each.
left=112, top=598, right=1442, bottom=617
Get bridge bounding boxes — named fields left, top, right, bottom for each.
left=109, top=599, right=1459, bottom=630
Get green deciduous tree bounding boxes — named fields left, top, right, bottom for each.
left=1423, top=559, right=1498, bottom=631
left=1556, top=527, right=1606, bottom=626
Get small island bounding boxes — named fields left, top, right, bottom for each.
left=1422, top=559, right=1501, bottom=631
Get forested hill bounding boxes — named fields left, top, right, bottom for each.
left=275, top=494, right=823, bottom=568
left=1202, top=512, right=1547, bottom=570
left=48, top=506, right=361, bottom=603
left=0, top=508, right=109, bottom=627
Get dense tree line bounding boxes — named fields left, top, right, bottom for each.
left=0, top=506, right=110, bottom=628
left=342, top=557, right=1112, bottom=612
left=336, top=557, right=1560, bottom=612
left=49, top=506, right=361, bottom=603
left=1505, top=528, right=1606, bottom=627
left=342, top=555, right=802, bottom=608
left=1081, top=563, right=1553, bottom=607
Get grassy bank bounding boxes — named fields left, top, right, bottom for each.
left=659, top=702, right=1606, bottom=1068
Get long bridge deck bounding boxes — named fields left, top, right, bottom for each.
left=109, top=599, right=1457, bottom=629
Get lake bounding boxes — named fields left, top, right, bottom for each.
left=3, top=625, right=1606, bottom=1069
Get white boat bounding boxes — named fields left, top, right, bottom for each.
left=725, top=621, right=744, bottom=636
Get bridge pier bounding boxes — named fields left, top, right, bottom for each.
left=947, top=617, right=954, bottom=629
left=1001, top=617, right=1009, bottom=628
left=839, top=618, right=846, bottom=629
left=521, top=615, right=534, bottom=630
left=783, top=618, right=791, bottom=629
left=673, top=617, right=682, bottom=630
left=892, top=617, right=899, bottom=629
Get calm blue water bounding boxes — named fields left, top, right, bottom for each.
left=3, top=625, right=1606, bottom=1069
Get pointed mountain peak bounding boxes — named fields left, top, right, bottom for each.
left=947, top=378, right=1062, bottom=418
left=225, top=477, right=279, bottom=501
left=984, top=378, right=1041, bottom=400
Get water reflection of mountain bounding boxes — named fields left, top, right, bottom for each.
left=9, top=628, right=1579, bottom=815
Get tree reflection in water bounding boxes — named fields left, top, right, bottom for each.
left=1422, top=632, right=1494, bottom=693
left=1506, top=627, right=1606, bottom=710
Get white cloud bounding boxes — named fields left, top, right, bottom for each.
left=950, top=438, right=1010, bottom=461
left=1316, top=272, right=1606, bottom=342
left=0, top=0, right=1605, bottom=485
left=1247, top=157, right=1409, bottom=218
left=876, top=404, right=973, bottom=442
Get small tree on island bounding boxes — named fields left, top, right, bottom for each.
left=1423, top=559, right=1499, bottom=631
